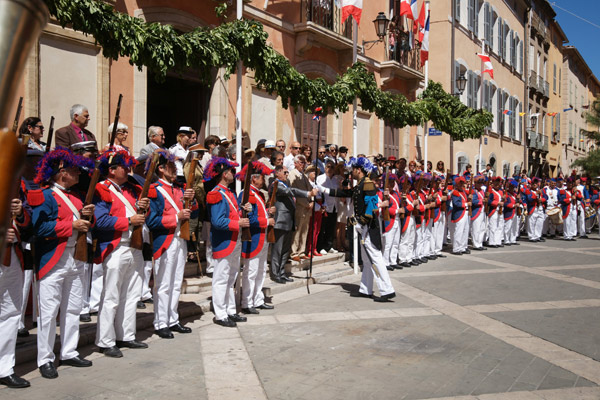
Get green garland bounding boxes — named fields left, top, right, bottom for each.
left=43, top=0, right=493, bottom=141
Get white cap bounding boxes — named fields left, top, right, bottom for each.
left=177, top=126, right=194, bottom=134
left=264, top=140, right=276, bottom=149
left=219, top=135, right=229, bottom=143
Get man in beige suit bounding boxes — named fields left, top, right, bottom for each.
left=289, top=154, right=313, bottom=261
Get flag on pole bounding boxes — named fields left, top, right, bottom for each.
left=503, top=110, right=513, bottom=115
left=519, top=112, right=527, bottom=116
left=420, top=13, right=429, bottom=66
left=417, top=2, right=427, bottom=28
left=563, top=107, right=573, bottom=112
left=341, top=0, right=363, bottom=25
left=313, top=107, right=323, bottom=121
left=400, top=0, right=418, bottom=20
left=477, top=53, right=494, bottom=79
left=548, top=112, right=557, bottom=117
left=418, top=11, right=427, bottom=42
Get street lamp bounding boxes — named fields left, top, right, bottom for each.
left=530, top=115, right=538, bottom=128
left=362, top=12, right=390, bottom=52
left=454, top=73, right=467, bottom=96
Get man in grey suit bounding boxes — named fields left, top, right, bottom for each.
left=139, top=126, right=165, bottom=157
left=289, top=155, right=313, bottom=261
left=269, top=165, right=317, bottom=284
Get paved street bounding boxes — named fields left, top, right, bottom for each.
left=3, top=237, right=600, bottom=400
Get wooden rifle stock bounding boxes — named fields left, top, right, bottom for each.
left=412, top=176, right=424, bottom=223
left=382, top=166, right=390, bottom=221
left=240, top=162, right=253, bottom=242
left=441, top=169, right=451, bottom=212
left=74, top=161, right=101, bottom=262
left=11, top=96, right=23, bottom=133
left=131, top=152, right=159, bottom=250
left=179, top=157, right=198, bottom=241
left=468, top=173, right=475, bottom=216
left=266, top=180, right=278, bottom=243
left=45, top=116, right=55, bottom=154
left=109, top=94, right=123, bottom=149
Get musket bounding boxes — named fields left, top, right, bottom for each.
left=516, top=179, right=523, bottom=217
left=266, top=180, right=278, bottom=243
left=11, top=96, right=22, bottom=134
left=74, top=160, right=101, bottom=262
left=191, top=231, right=203, bottom=278
left=382, top=166, right=390, bottom=221
left=498, top=177, right=508, bottom=214
left=412, top=175, right=424, bottom=225
left=109, top=94, right=123, bottom=149
left=441, top=169, right=451, bottom=213
left=44, top=116, right=55, bottom=154
left=179, top=156, right=198, bottom=241
left=131, top=152, right=160, bottom=250
left=468, top=172, right=475, bottom=216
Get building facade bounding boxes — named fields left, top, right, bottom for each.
left=10, top=0, right=424, bottom=159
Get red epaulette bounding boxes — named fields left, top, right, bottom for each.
left=147, top=185, right=158, bottom=199
left=559, top=189, right=566, bottom=195
left=451, top=190, right=461, bottom=197
left=27, top=189, right=45, bottom=206
left=247, top=191, right=257, bottom=204
left=95, top=182, right=113, bottom=203
left=20, top=178, right=27, bottom=194
left=207, top=190, right=223, bottom=205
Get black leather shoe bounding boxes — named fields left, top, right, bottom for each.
left=419, top=258, right=428, bottom=263
left=155, top=328, right=174, bottom=339
left=214, top=317, right=236, bottom=327
left=472, top=247, right=483, bottom=251
left=99, top=346, right=123, bottom=358
left=463, top=249, right=471, bottom=254
left=350, top=291, right=372, bottom=299
left=400, top=262, right=411, bottom=268
left=386, top=265, right=394, bottom=271
left=373, top=292, right=396, bottom=302
left=437, top=254, right=447, bottom=258
left=395, top=264, right=403, bottom=270
left=79, top=313, right=91, bottom=322
left=427, top=255, right=437, bottom=260
left=451, top=252, right=463, bottom=255
left=241, top=307, right=259, bottom=314
left=282, top=276, right=294, bottom=282
left=39, top=361, right=58, bottom=379
left=17, top=328, right=29, bottom=337
left=116, top=340, right=148, bottom=349
left=539, top=238, right=546, bottom=242
left=137, top=301, right=146, bottom=309
left=257, top=303, right=274, bottom=310
left=273, top=277, right=286, bottom=284
left=0, top=374, right=30, bottom=388
left=228, top=314, right=247, bottom=323
left=512, top=242, right=520, bottom=245
left=482, top=247, right=488, bottom=250
left=142, top=298, right=154, bottom=304
left=169, top=323, right=192, bottom=333
left=410, top=260, right=420, bottom=266
left=61, top=356, right=92, bottom=367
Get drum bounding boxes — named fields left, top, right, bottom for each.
left=546, top=207, right=563, bottom=225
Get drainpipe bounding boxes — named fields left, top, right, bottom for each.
left=450, top=0, right=456, bottom=173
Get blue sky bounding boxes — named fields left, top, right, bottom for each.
left=549, top=0, right=600, bottom=78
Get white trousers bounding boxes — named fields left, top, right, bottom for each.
left=203, top=222, right=214, bottom=273
left=450, top=216, right=469, bottom=253
left=488, top=211, right=503, bottom=246
left=577, top=205, right=586, bottom=236
left=0, top=248, right=23, bottom=377
left=504, top=217, right=519, bottom=244
left=241, top=244, right=268, bottom=308
left=96, top=245, right=143, bottom=348
left=212, top=240, right=241, bottom=321
left=415, top=222, right=426, bottom=259
left=382, top=219, right=400, bottom=266
left=19, top=269, right=37, bottom=330
left=564, top=205, right=578, bottom=239
left=153, top=237, right=187, bottom=330
left=432, top=214, right=446, bottom=255
left=80, top=262, right=92, bottom=315
left=470, top=212, right=486, bottom=248
left=422, top=219, right=433, bottom=257
left=527, top=207, right=545, bottom=240
left=398, top=219, right=415, bottom=263
left=88, top=263, right=104, bottom=314
left=141, top=260, right=153, bottom=301
left=37, top=248, right=84, bottom=366
left=358, top=224, right=395, bottom=296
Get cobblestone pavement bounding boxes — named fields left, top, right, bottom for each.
left=2, top=236, right=600, bottom=399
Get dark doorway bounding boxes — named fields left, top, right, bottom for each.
left=147, top=74, right=210, bottom=148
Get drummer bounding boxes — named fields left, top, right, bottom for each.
left=543, top=178, right=560, bottom=238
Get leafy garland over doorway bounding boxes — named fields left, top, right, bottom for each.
left=43, top=0, right=493, bottom=141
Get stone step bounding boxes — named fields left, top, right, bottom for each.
left=181, top=252, right=347, bottom=294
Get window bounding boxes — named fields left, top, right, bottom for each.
left=497, top=17, right=504, bottom=57
left=456, top=0, right=461, bottom=23
left=569, top=80, right=573, bottom=106
left=468, top=0, right=480, bottom=35
left=467, top=71, right=479, bottom=109
left=513, top=164, right=520, bottom=176
left=559, top=68, right=562, bottom=96
left=574, top=85, right=578, bottom=109
left=569, top=121, right=573, bottom=145
left=299, top=107, right=327, bottom=150
left=497, top=89, right=504, bottom=134
left=457, top=154, right=469, bottom=174
left=529, top=44, right=534, bottom=73
left=383, top=121, right=399, bottom=159
left=503, top=22, right=510, bottom=62
left=502, top=162, right=510, bottom=177
left=553, top=64, right=557, bottom=92
left=483, top=2, right=491, bottom=45
left=509, top=97, right=516, bottom=139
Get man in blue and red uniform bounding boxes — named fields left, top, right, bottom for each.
left=398, top=176, right=416, bottom=268
left=470, top=175, right=487, bottom=251
left=235, top=161, right=275, bottom=314
left=204, top=157, right=249, bottom=327
left=558, top=177, right=579, bottom=241
left=487, top=177, right=504, bottom=248
left=449, top=176, right=469, bottom=255
left=146, top=150, right=195, bottom=338
left=29, top=148, right=95, bottom=378
left=524, top=177, right=547, bottom=242
left=93, top=150, right=149, bottom=357
left=378, top=173, right=401, bottom=270
left=503, top=179, right=520, bottom=245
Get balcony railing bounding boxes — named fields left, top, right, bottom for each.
left=538, top=75, right=549, bottom=97
left=304, top=0, right=353, bottom=40
left=388, top=36, right=423, bottom=73
left=527, top=130, right=549, bottom=151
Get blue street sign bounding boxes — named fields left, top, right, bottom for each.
left=484, top=137, right=488, bottom=145
left=428, top=128, right=442, bottom=136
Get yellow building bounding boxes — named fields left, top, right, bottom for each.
left=428, top=0, right=528, bottom=176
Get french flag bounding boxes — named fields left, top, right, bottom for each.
left=400, top=0, right=418, bottom=21
left=478, top=53, right=494, bottom=79
left=420, top=13, right=429, bottom=66
left=341, top=0, right=363, bottom=25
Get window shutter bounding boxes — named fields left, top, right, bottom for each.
left=489, top=8, right=494, bottom=50
left=468, top=0, right=475, bottom=32
left=482, top=81, right=488, bottom=112
left=511, top=98, right=516, bottom=139
left=467, top=72, right=473, bottom=108
left=519, top=40, right=523, bottom=73
left=456, top=0, right=461, bottom=22
left=484, top=3, right=490, bottom=44
left=474, top=0, right=479, bottom=37
left=518, top=102, right=523, bottom=141
left=503, top=22, right=508, bottom=61
left=498, top=18, right=503, bottom=59
left=557, top=113, right=561, bottom=142
left=511, top=32, right=517, bottom=67
left=497, top=90, right=503, bottom=133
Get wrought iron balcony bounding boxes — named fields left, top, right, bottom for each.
left=304, top=0, right=353, bottom=40
left=528, top=71, right=538, bottom=92
left=388, top=34, right=423, bottom=74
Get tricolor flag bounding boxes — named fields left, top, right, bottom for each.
left=400, top=0, right=418, bottom=20
left=420, top=13, right=429, bottom=66
left=477, top=53, right=494, bottom=79
left=563, top=107, right=573, bottom=112
left=417, top=2, right=427, bottom=29
left=341, top=0, right=362, bottom=25
left=418, top=9, right=428, bottom=42
left=503, top=110, right=513, bottom=115
left=313, top=106, right=323, bottom=121
left=548, top=112, right=557, bottom=117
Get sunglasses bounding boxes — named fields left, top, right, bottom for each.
left=283, top=171, right=289, bottom=175
left=277, top=145, right=285, bottom=149
left=291, top=146, right=300, bottom=150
